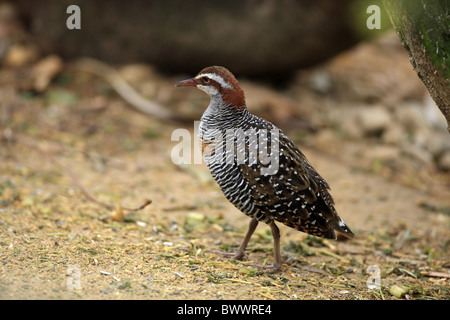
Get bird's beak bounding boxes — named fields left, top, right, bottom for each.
left=175, top=78, right=199, bottom=87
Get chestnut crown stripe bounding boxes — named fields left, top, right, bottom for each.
left=194, top=66, right=246, bottom=110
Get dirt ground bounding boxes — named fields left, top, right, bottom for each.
left=0, top=41, right=449, bottom=300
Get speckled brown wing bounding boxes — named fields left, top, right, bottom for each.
left=238, top=126, right=353, bottom=239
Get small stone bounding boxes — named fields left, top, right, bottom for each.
left=394, top=102, right=427, bottom=131
left=110, top=206, right=124, bottom=222
left=437, top=151, right=450, bottom=171
left=382, top=125, right=406, bottom=145
left=401, top=144, right=433, bottom=166
left=308, top=70, right=332, bottom=94
left=367, top=145, right=400, bottom=162
left=424, top=132, right=450, bottom=157
left=136, top=221, right=147, bottom=227
left=356, top=105, right=392, bottom=135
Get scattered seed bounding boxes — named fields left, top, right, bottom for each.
left=389, top=285, right=408, bottom=298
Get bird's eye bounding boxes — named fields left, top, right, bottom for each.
left=202, top=77, right=210, bottom=84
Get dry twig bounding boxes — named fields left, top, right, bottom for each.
left=70, top=57, right=179, bottom=121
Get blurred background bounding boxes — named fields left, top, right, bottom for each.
left=9, top=0, right=387, bottom=77
left=1, top=0, right=449, bottom=179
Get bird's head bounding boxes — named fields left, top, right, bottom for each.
left=176, top=66, right=246, bottom=110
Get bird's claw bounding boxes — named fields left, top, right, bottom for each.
left=241, top=262, right=282, bottom=273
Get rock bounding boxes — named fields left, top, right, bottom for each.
left=110, top=205, right=124, bottom=222
left=424, top=132, right=450, bottom=158
left=313, top=129, right=342, bottom=154
left=118, top=64, right=157, bottom=84
left=323, top=31, right=426, bottom=104
left=327, top=105, right=393, bottom=139
left=31, top=54, right=63, bottom=92
left=366, top=145, right=401, bottom=162
left=338, top=110, right=365, bottom=139
left=308, top=70, right=333, bottom=94
left=394, top=102, right=428, bottom=132
left=423, top=93, right=449, bottom=131
left=242, top=81, right=310, bottom=125
left=382, top=124, right=406, bottom=145
left=356, top=105, right=392, bottom=135
left=400, top=144, right=433, bottom=167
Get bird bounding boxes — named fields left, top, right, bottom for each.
left=176, top=66, right=354, bottom=272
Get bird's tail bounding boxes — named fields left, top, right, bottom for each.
left=281, top=216, right=354, bottom=240
left=333, top=218, right=354, bottom=239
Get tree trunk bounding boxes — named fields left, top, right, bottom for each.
left=382, top=0, right=450, bottom=133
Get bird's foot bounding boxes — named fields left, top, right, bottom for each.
left=205, top=249, right=248, bottom=261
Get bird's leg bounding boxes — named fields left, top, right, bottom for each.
left=242, top=221, right=282, bottom=273
left=233, top=218, right=259, bottom=259
left=207, top=218, right=258, bottom=260
left=269, top=221, right=282, bottom=272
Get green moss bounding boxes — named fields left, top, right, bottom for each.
left=421, top=28, right=450, bottom=79
left=406, top=0, right=450, bottom=78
